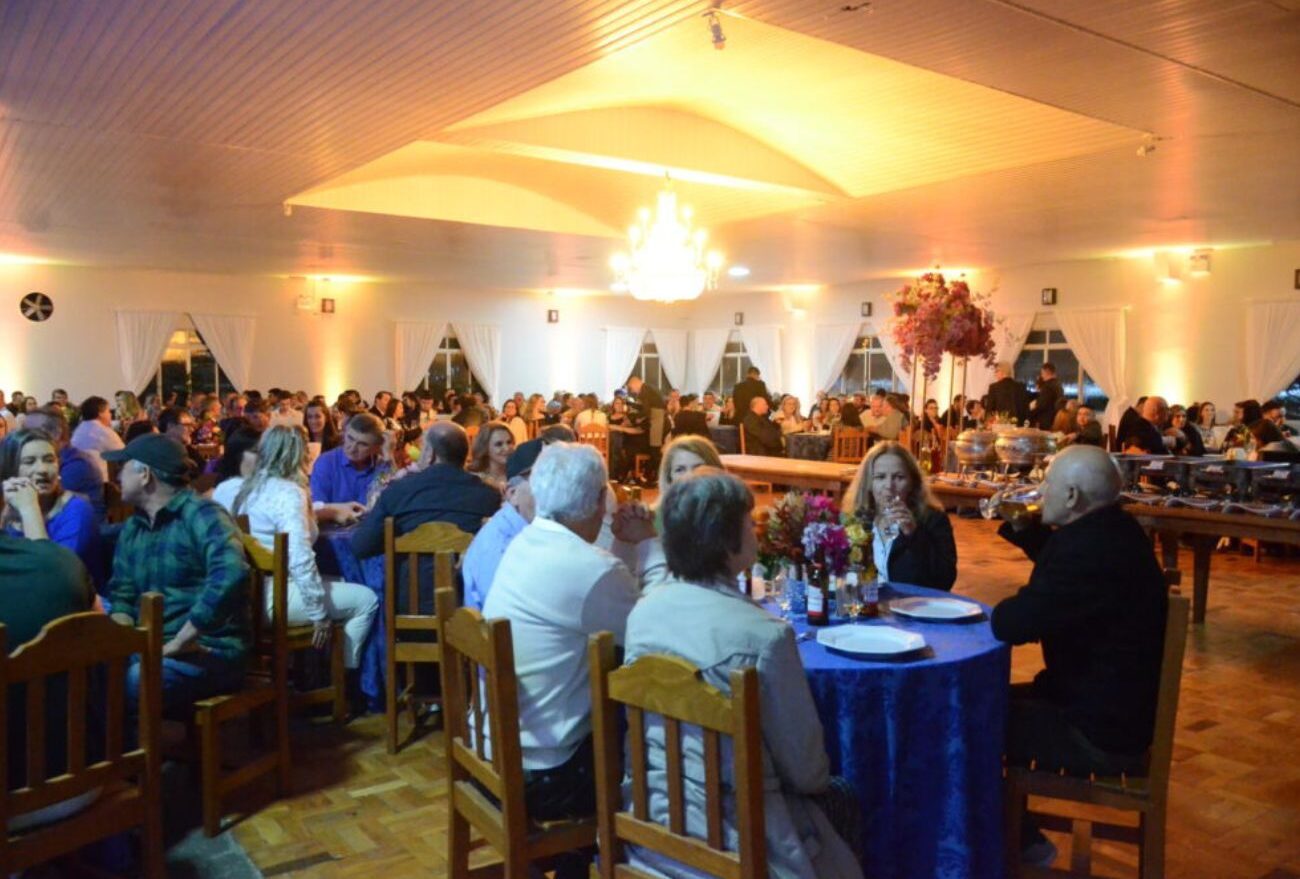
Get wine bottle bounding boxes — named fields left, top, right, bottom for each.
left=806, top=565, right=829, bottom=627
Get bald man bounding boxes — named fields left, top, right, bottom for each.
left=994, top=445, right=1169, bottom=767
left=993, top=446, right=1168, bottom=862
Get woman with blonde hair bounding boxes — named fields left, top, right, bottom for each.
left=656, top=434, right=724, bottom=496
left=845, top=440, right=957, bottom=591
left=212, top=426, right=378, bottom=673
left=467, top=420, right=515, bottom=492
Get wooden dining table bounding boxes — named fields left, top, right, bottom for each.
left=720, top=453, right=858, bottom=498
left=928, top=479, right=1300, bottom=624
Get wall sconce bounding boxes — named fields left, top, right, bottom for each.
left=547, top=309, right=559, bottom=324
left=734, top=311, right=744, bottom=326
left=1188, top=250, right=1212, bottom=276
left=321, top=298, right=335, bottom=314
left=1040, top=288, right=1057, bottom=306
left=860, top=301, right=872, bottom=318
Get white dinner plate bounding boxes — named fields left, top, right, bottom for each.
left=816, top=626, right=926, bottom=658
left=889, top=596, right=983, bottom=622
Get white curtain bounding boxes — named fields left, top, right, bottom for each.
left=1056, top=308, right=1128, bottom=426
left=652, top=329, right=689, bottom=392
left=872, top=320, right=913, bottom=391
left=605, top=327, right=647, bottom=396
left=115, top=310, right=182, bottom=395
left=452, top=323, right=502, bottom=405
left=394, top=321, right=446, bottom=392
left=814, top=323, right=862, bottom=392
left=962, top=312, right=1037, bottom=403
left=740, top=325, right=783, bottom=393
left=190, top=313, right=256, bottom=391
left=689, top=328, right=731, bottom=394
left=1244, top=300, right=1300, bottom=401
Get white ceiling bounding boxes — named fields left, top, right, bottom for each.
left=0, top=0, right=1297, bottom=291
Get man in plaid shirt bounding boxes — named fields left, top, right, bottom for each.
left=105, top=434, right=251, bottom=714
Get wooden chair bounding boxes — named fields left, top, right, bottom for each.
left=831, top=426, right=867, bottom=464
left=436, top=588, right=597, bottom=877
left=465, top=424, right=480, bottom=449
left=588, top=632, right=767, bottom=879
left=577, top=422, right=611, bottom=468
left=192, top=535, right=292, bottom=836
left=104, top=480, right=134, bottom=525
left=734, top=424, right=774, bottom=496
left=526, top=420, right=540, bottom=440
left=384, top=517, right=473, bottom=754
left=0, top=593, right=165, bottom=879
left=1004, top=595, right=1191, bottom=879
left=235, top=520, right=348, bottom=723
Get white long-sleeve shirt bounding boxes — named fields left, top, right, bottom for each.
left=70, top=419, right=125, bottom=481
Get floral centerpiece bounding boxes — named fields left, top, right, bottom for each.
left=757, top=491, right=808, bottom=575
left=758, top=491, right=877, bottom=580
left=888, top=272, right=998, bottom=381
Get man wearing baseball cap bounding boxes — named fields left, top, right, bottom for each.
left=461, top=438, right=545, bottom=611
left=103, top=434, right=251, bottom=714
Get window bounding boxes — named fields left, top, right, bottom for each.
left=831, top=332, right=903, bottom=396
left=627, top=333, right=673, bottom=394
left=708, top=331, right=753, bottom=397
left=146, top=320, right=235, bottom=403
left=420, top=333, right=484, bottom=398
left=1013, top=318, right=1109, bottom=413
left=1283, top=372, right=1300, bottom=423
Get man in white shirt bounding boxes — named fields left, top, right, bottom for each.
left=482, top=442, right=654, bottom=833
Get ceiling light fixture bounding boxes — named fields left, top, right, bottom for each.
left=610, top=176, right=724, bottom=303
left=705, top=7, right=726, bottom=49
left=727, top=265, right=751, bottom=278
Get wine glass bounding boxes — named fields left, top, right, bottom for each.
left=775, top=585, right=792, bottom=619
left=883, top=491, right=902, bottom=540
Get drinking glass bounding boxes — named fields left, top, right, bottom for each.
left=839, top=577, right=862, bottom=620
left=883, top=491, right=902, bottom=540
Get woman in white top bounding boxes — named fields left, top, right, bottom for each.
left=499, top=398, right=529, bottom=445
left=213, top=426, right=378, bottom=669
left=773, top=394, right=810, bottom=435
left=573, top=393, right=608, bottom=429
left=69, top=395, right=124, bottom=481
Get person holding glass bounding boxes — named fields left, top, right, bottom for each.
left=844, top=440, right=957, bottom=591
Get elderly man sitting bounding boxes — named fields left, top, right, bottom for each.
left=992, top=445, right=1167, bottom=864
left=741, top=396, right=784, bottom=457
left=482, top=442, right=656, bottom=853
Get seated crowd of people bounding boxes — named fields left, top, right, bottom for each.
left=0, top=376, right=1202, bottom=871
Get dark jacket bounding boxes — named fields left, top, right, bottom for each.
left=1032, top=377, right=1064, bottom=431
left=992, top=504, right=1168, bottom=754
left=885, top=506, right=957, bottom=591
left=741, top=413, right=784, bottom=457
left=1074, top=420, right=1104, bottom=447
left=731, top=378, right=769, bottom=425
left=1125, top=417, right=1168, bottom=455
left=351, top=463, right=501, bottom=560
left=985, top=378, right=1030, bottom=425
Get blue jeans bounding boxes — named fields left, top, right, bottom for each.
left=126, top=653, right=246, bottom=718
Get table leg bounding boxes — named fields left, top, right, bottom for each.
left=1158, top=531, right=1180, bottom=570
left=1191, top=535, right=1214, bottom=624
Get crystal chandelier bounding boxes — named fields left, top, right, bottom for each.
left=610, top=177, right=723, bottom=303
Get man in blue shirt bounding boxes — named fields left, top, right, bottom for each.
left=23, top=406, right=105, bottom=522
left=462, top=439, right=544, bottom=610
left=310, top=411, right=385, bottom=524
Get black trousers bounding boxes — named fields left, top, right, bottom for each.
left=1005, top=683, right=1146, bottom=777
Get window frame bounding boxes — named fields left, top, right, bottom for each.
left=707, top=330, right=754, bottom=398
left=419, top=332, right=485, bottom=398
left=829, top=328, right=903, bottom=396
left=147, top=318, right=235, bottom=401
left=627, top=332, right=672, bottom=394
left=1013, top=313, right=1109, bottom=413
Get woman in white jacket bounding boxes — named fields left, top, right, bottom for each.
left=213, top=426, right=378, bottom=671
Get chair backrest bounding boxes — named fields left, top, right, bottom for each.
left=588, top=633, right=766, bottom=879
left=831, top=427, right=866, bottom=463
left=577, top=423, right=611, bottom=466
left=1147, top=594, right=1190, bottom=802
left=384, top=518, right=473, bottom=631
left=103, top=480, right=133, bottom=525
left=0, top=594, right=163, bottom=865
left=1107, top=423, right=1118, bottom=452
left=434, top=588, right=529, bottom=844
left=237, top=529, right=290, bottom=660
left=737, top=422, right=748, bottom=456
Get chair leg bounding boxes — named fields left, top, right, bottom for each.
left=1004, top=776, right=1024, bottom=879
left=386, top=656, right=399, bottom=755
left=448, top=808, right=471, bottom=879
left=1070, top=819, right=1092, bottom=876
left=198, top=710, right=222, bottom=837
left=331, top=625, right=347, bottom=723
left=276, top=687, right=292, bottom=796
left=1138, top=809, right=1164, bottom=879
left=142, top=776, right=166, bottom=879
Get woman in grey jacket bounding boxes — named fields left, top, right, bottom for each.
left=622, top=469, right=863, bottom=879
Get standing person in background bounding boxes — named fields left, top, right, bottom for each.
left=985, top=362, right=1030, bottom=425
left=1030, top=362, right=1063, bottom=431
left=731, top=366, right=769, bottom=427
left=70, top=396, right=125, bottom=482
left=625, top=376, right=666, bottom=474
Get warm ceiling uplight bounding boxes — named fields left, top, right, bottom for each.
left=0, top=253, right=53, bottom=266
left=727, top=265, right=751, bottom=278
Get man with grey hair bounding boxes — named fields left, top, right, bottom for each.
left=483, top=442, right=655, bottom=838
left=984, top=361, right=1029, bottom=425
left=992, top=445, right=1167, bottom=864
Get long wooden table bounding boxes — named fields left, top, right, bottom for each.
left=929, top=480, right=1300, bottom=624
left=720, top=454, right=858, bottom=497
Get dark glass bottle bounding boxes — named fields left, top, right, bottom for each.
left=805, top=564, right=829, bottom=627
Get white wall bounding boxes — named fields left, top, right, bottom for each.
left=2, top=240, right=1297, bottom=411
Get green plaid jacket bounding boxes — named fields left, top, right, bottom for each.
left=107, top=489, right=252, bottom=662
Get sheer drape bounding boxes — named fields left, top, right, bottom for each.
left=190, top=313, right=256, bottom=391
left=689, top=328, right=730, bottom=394
left=740, top=325, right=783, bottom=392
left=394, top=321, right=446, bottom=392
left=605, top=327, right=647, bottom=396
left=872, top=321, right=913, bottom=391
left=115, top=310, right=182, bottom=395
left=1244, top=300, right=1300, bottom=401
left=1056, top=308, right=1128, bottom=426
left=652, top=329, right=689, bottom=392
left=451, top=323, right=502, bottom=405
left=814, top=324, right=862, bottom=392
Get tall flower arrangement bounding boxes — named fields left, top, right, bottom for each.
left=888, top=273, right=998, bottom=381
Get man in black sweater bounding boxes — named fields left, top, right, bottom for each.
left=984, top=362, right=1029, bottom=425
left=1029, top=362, right=1063, bottom=431
left=730, top=366, right=769, bottom=427
left=741, top=396, right=784, bottom=457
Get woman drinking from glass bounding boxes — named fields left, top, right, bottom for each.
left=845, top=440, right=957, bottom=591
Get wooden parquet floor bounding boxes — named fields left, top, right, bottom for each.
left=230, top=516, right=1300, bottom=879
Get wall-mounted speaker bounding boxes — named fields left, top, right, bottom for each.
left=20, top=292, right=53, bottom=322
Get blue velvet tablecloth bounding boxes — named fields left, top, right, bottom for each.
left=790, top=582, right=1010, bottom=879
left=709, top=425, right=739, bottom=454
left=315, top=524, right=387, bottom=710
left=786, top=431, right=833, bottom=461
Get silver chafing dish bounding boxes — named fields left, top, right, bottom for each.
left=951, top=429, right=999, bottom=467
left=994, top=427, right=1057, bottom=467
